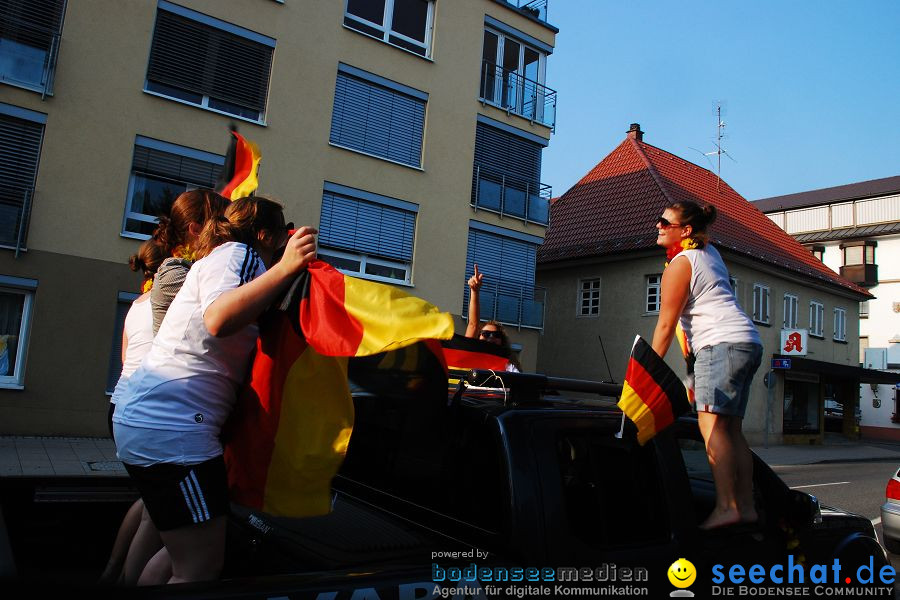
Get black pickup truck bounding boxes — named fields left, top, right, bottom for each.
left=0, top=370, right=889, bottom=599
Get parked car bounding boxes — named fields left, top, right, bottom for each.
left=824, top=398, right=862, bottom=432
left=881, top=466, right=900, bottom=553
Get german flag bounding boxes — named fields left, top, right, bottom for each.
left=675, top=323, right=696, bottom=403
left=224, top=262, right=454, bottom=517
left=441, top=334, right=510, bottom=372
left=617, top=335, right=691, bottom=445
left=215, top=129, right=261, bottom=200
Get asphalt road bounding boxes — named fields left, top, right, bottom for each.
left=771, top=459, right=900, bottom=581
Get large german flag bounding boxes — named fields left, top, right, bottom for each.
left=224, top=262, right=454, bottom=517
left=617, top=335, right=691, bottom=445
left=215, top=129, right=261, bottom=200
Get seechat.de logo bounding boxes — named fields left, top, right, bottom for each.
left=668, top=558, right=696, bottom=597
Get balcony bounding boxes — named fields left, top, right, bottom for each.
left=840, top=264, right=878, bottom=288
left=502, top=0, right=549, bottom=22
left=465, top=279, right=547, bottom=330
left=472, top=164, right=551, bottom=225
left=0, top=185, right=33, bottom=256
left=479, top=60, right=557, bottom=131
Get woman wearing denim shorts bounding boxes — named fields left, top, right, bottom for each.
left=651, top=200, right=762, bottom=530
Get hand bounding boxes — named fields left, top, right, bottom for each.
left=277, top=226, right=317, bottom=276
left=468, top=264, right=483, bottom=292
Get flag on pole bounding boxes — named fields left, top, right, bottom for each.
left=216, top=129, right=261, bottom=200
left=617, top=335, right=691, bottom=445
left=224, top=261, right=454, bottom=517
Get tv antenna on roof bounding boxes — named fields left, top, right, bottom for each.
left=688, top=101, right=735, bottom=192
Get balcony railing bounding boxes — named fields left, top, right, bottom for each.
left=479, top=60, right=557, bottom=131
left=472, top=164, right=551, bottom=225
left=0, top=185, right=34, bottom=257
left=464, top=279, right=547, bottom=330
left=503, top=0, right=549, bottom=22
left=0, top=13, right=63, bottom=98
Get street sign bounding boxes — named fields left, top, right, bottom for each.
left=772, top=358, right=791, bottom=369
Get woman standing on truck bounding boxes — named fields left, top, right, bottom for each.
left=114, top=197, right=317, bottom=583
left=651, top=200, right=762, bottom=530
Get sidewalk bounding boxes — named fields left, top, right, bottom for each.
left=752, top=437, right=900, bottom=467
left=0, top=436, right=125, bottom=477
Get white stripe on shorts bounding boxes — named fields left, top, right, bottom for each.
left=179, top=480, right=200, bottom=524
left=189, top=470, right=211, bottom=521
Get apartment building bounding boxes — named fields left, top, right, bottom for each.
left=0, top=0, right=558, bottom=436
left=535, top=125, right=892, bottom=445
left=755, top=177, right=900, bottom=441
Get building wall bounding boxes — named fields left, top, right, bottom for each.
left=537, top=248, right=860, bottom=444
left=0, top=0, right=555, bottom=435
left=860, top=383, right=900, bottom=441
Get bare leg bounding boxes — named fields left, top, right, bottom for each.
left=137, top=547, right=172, bottom=586
left=98, top=499, right=144, bottom=584
left=160, top=516, right=227, bottom=584
left=122, top=505, right=163, bottom=585
left=697, top=412, right=741, bottom=529
left=728, top=417, right=757, bottom=523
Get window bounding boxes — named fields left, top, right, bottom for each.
left=783, top=293, right=799, bottom=329
left=0, top=103, right=45, bottom=253
left=479, top=17, right=555, bottom=127
left=807, top=245, right=825, bottom=262
left=343, top=0, right=435, bottom=58
left=809, top=300, right=824, bottom=337
left=465, top=221, right=544, bottom=329
left=752, top=284, right=769, bottom=324
left=122, top=136, right=223, bottom=239
left=646, top=274, right=662, bottom=313
left=317, top=182, right=417, bottom=285
left=0, top=275, right=36, bottom=388
left=472, top=117, right=549, bottom=225
left=841, top=242, right=875, bottom=266
left=145, top=1, right=275, bottom=123
left=833, top=307, right=846, bottom=342
left=859, top=301, right=869, bottom=319
left=106, top=292, right=138, bottom=394
left=0, top=0, right=65, bottom=95
left=330, top=63, right=427, bottom=168
left=577, top=279, right=600, bottom=317
left=860, top=336, right=868, bottom=365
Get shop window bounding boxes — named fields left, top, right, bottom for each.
left=0, top=275, right=36, bottom=388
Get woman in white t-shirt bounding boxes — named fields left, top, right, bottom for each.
left=651, top=200, right=762, bottom=531
left=114, top=197, right=317, bottom=584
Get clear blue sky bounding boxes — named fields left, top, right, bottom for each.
left=541, top=1, right=900, bottom=202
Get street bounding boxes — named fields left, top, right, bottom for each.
left=771, top=459, right=900, bottom=591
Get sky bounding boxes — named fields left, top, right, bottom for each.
left=541, top=1, right=900, bottom=202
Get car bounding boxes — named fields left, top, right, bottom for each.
left=824, top=398, right=862, bottom=432
left=880, top=466, right=900, bottom=553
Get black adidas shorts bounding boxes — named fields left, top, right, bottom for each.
left=124, top=456, right=229, bottom=531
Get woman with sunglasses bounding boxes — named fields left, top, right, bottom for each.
left=651, top=201, right=762, bottom=530
left=465, top=264, right=522, bottom=372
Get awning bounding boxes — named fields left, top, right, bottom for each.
left=773, top=355, right=900, bottom=385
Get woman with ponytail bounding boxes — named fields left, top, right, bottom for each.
left=114, top=196, right=316, bottom=584
left=651, top=200, right=762, bottom=530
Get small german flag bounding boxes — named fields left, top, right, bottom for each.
left=441, top=334, right=510, bottom=372
left=216, top=129, right=261, bottom=200
left=617, top=335, right=691, bottom=445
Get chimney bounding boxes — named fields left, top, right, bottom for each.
left=626, top=123, right=644, bottom=141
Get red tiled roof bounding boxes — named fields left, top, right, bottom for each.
left=539, top=137, right=871, bottom=298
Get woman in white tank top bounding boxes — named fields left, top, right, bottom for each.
left=651, top=200, right=762, bottom=531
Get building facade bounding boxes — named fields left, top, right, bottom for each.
left=0, top=0, right=558, bottom=436
left=536, top=124, right=883, bottom=445
left=755, top=177, right=900, bottom=441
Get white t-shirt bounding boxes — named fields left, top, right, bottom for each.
left=114, top=242, right=265, bottom=464
left=110, top=297, right=153, bottom=405
left=675, top=244, right=761, bottom=352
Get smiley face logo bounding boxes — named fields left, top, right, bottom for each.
left=668, top=558, right=696, bottom=588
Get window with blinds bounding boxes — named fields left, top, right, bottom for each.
left=472, top=121, right=548, bottom=224
left=330, top=66, right=426, bottom=168
left=0, top=106, right=45, bottom=251
left=122, top=136, right=223, bottom=238
left=145, top=1, right=275, bottom=122
left=317, top=185, right=418, bottom=285
left=0, top=0, right=66, bottom=94
left=464, top=225, right=542, bottom=328
left=752, top=283, right=770, bottom=324
left=0, top=275, right=36, bottom=388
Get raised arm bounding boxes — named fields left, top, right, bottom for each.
left=204, top=227, right=317, bottom=337
left=651, top=257, right=691, bottom=358
left=465, top=264, right=484, bottom=338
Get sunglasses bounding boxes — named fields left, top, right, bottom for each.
left=657, top=216, right=684, bottom=229
left=480, top=330, right=502, bottom=340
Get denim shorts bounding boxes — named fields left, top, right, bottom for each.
left=694, top=342, right=763, bottom=417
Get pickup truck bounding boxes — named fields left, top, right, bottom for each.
left=0, top=368, right=889, bottom=598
